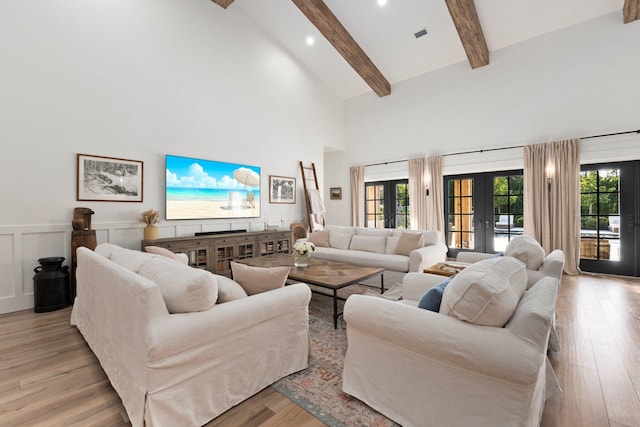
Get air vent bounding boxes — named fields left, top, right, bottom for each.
left=414, top=29, right=428, bottom=39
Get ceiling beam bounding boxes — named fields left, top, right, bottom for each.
left=211, top=0, right=234, bottom=9
left=291, top=0, right=391, bottom=97
left=444, top=0, right=489, bottom=69
left=623, top=0, right=640, bottom=23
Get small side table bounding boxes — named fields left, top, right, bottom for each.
left=423, top=262, right=468, bottom=277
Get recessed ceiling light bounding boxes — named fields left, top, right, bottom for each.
left=305, top=36, right=315, bottom=46
left=377, top=0, right=387, bottom=6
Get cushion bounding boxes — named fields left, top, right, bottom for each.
left=349, top=235, right=387, bottom=254
left=504, top=235, right=545, bottom=270
left=308, top=230, right=330, bottom=247
left=440, top=256, right=527, bottom=327
left=385, top=236, right=400, bottom=254
left=394, top=232, right=424, bottom=256
left=418, top=276, right=454, bottom=312
left=138, top=256, right=218, bottom=313
left=145, top=246, right=189, bottom=265
left=329, top=231, right=353, bottom=250
left=325, top=225, right=355, bottom=234
left=231, top=262, right=290, bottom=295
left=420, top=230, right=440, bottom=246
left=215, top=275, right=249, bottom=303
left=103, top=245, right=153, bottom=273
left=355, top=227, right=392, bottom=237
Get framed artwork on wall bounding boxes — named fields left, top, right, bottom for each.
left=330, top=187, right=342, bottom=200
left=77, top=153, right=144, bottom=202
left=269, top=175, right=296, bottom=204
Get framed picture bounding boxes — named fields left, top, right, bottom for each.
left=330, top=187, right=342, bottom=200
left=269, top=175, right=296, bottom=204
left=77, top=153, right=144, bottom=202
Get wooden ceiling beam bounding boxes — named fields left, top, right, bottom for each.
left=211, top=0, right=235, bottom=9
left=444, top=0, right=489, bottom=69
left=623, top=0, right=640, bottom=23
left=291, top=0, right=391, bottom=97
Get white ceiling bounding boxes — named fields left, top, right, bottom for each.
left=235, top=0, right=623, bottom=100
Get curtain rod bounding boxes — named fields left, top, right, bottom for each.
left=363, top=128, right=640, bottom=166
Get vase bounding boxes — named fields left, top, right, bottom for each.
left=294, top=252, right=310, bottom=267
left=144, top=225, right=159, bottom=241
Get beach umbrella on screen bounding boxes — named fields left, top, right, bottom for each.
left=233, top=167, right=260, bottom=188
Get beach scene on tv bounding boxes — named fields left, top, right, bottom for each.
left=166, top=155, right=261, bottom=220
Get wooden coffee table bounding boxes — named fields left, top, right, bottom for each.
left=235, top=254, right=385, bottom=328
left=423, top=262, right=468, bottom=277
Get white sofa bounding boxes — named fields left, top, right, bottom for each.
left=342, top=257, right=560, bottom=427
left=307, top=225, right=448, bottom=284
left=71, top=244, right=311, bottom=427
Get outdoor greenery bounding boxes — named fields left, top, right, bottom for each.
left=580, top=169, right=619, bottom=230
left=493, top=175, right=524, bottom=228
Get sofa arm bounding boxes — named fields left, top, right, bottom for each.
left=147, top=283, right=311, bottom=360
left=402, top=272, right=448, bottom=302
left=540, top=249, right=565, bottom=278
left=344, top=295, right=542, bottom=385
left=408, top=243, right=447, bottom=273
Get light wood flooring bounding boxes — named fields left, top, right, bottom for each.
left=1, top=273, right=639, bottom=426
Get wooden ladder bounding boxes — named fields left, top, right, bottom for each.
left=299, top=161, right=324, bottom=232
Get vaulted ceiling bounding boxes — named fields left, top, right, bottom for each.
left=212, top=0, right=637, bottom=99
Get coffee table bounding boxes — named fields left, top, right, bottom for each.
left=235, top=254, right=385, bottom=328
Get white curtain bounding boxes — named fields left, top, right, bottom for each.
left=523, top=143, right=551, bottom=253
left=408, top=157, right=427, bottom=230
left=549, top=139, right=582, bottom=275
left=350, top=166, right=365, bottom=227
left=426, top=155, right=445, bottom=239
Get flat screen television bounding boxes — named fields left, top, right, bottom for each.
left=165, top=154, right=261, bottom=220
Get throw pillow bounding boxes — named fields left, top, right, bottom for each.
left=145, top=246, right=189, bottom=265
left=230, top=262, right=290, bottom=295
left=439, top=256, right=527, bottom=327
left=138, top=256, right=218, bottom=313
left=394, top=232, right=424, bottom=256
left=308, top=230, right=330, bottom=247
left=329, top=231, right=353, bottom=250
left=349, top=235, right=387, bottom=254
left=418, top=276, right=454, bottom=312
left=420, top=230, right=440, bottom=246
left=215, top=275, right=249, bottom=303
left=385, top=236, right=400, bottom=254
left=504, top=235, right=545, bottom=270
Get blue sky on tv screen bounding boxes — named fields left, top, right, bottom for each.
left=166, top=155, right=260, bottom=190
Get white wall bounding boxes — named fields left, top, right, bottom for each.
left=0, top=0, right=343, bottom=313
left=327, top=12, right=640, bottom=226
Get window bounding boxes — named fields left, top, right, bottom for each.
left=365, top=180, right=409, bottom=229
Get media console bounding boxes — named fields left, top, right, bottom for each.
left=142, top=230, right=290, bottom=276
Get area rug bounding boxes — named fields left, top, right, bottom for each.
left=271, top=284, right=400, bottom=427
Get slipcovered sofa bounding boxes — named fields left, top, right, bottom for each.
left=71, top=243, right=311, bottom=427
left=342, top=256, right=560, bottom=427
left=305, top=225, right=448, bottom=284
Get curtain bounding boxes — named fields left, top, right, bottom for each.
left=350, top=165, right=365, bottom=227
left=523, top=143, right=551, bottom=253
left=549, top=139, right=581, bottom=275
left=426, top=155, right=445, bottom=239
left=408, top=157, right=427, bottom=230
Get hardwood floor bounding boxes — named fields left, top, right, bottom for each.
left=1, top=273, right=639, bottom=426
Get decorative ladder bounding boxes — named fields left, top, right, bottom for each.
left=299, top=161, right=325, bottom=232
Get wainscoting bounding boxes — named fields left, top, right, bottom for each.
left=0, top=220, right=265, bottom=314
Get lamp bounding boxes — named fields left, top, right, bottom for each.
left=545, top=163, right=554, bottom=191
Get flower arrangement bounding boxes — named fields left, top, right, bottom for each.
left=293, top=241, right=316, bottom=255
left=140, top=209, right=160, bottom=225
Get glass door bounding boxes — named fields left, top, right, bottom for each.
left=365, top=180, right=409, bottom=229
left=580, top=162, right=639, bottom=276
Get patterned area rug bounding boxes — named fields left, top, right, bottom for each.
left=271, top=284, right=400, bottom=427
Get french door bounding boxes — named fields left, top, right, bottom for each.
left=365, top=180, right=409, bottom=229
left=579, top=161, right=640, bottom=276
left=445, top=171, right=524, bottom=257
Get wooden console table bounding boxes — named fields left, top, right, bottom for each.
left=142, top=230, right=290, bottom=276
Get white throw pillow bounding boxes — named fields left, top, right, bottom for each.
left=138, top=256, right=218, bottom=313
left=230, top=262, right=290, bottom=295
left=145, top=246, right=189, bottom=265
left=349, top=235, right=387, bottom=254
left=101, top=244, right=152, bottom=273
left=329, top=231, right=353, bottom=250
left=215, top=275, right=249, bottom=303
left=504, top=235, right=545, bottom=270
left=385, top=236, right=400, bottom=254
left=355, top=227, right=392, bottom=237
left=440, top=256, right=527, bottom=327
left=420, top=230, right=440, bottom=246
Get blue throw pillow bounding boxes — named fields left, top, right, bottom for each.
left=418, top=276, right=454, bottom=312
left=492, top=252, right=504, bottom=258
